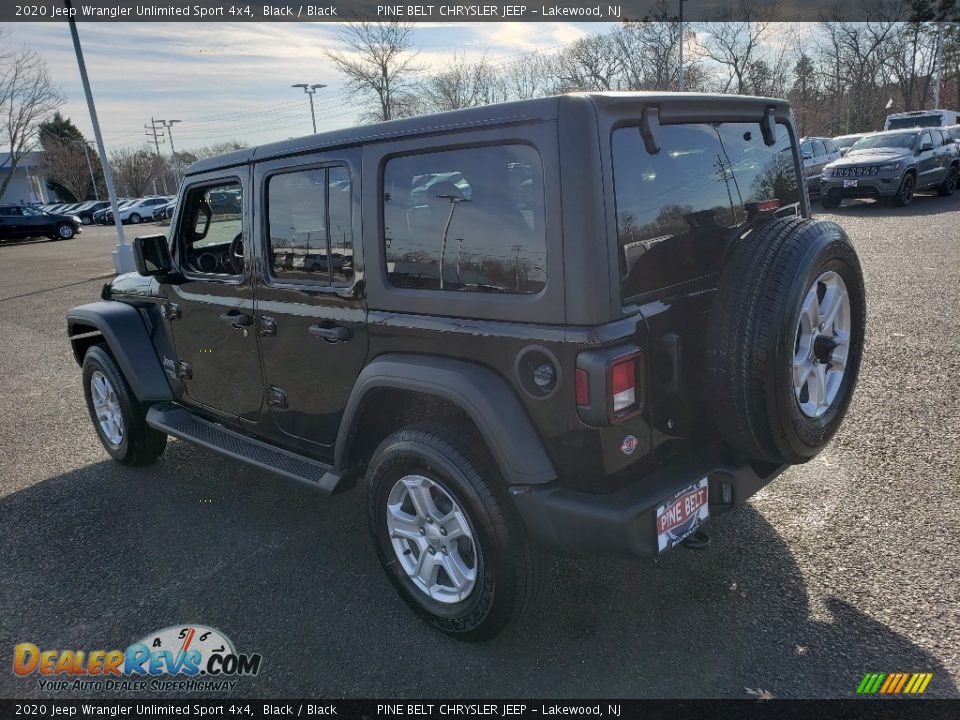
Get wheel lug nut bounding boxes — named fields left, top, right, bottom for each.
left=428, top=547, right=436, bottom=555
left=441, top=547, right=448, bottom=555
left=419, top=527, right=425, bottom=535
left=439, top=528, right=447, bottom=536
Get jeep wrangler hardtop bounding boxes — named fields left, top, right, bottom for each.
left=69, top=92, right=866, bottom=639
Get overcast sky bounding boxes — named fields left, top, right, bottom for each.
left=2, top=22, right=611, bottom=153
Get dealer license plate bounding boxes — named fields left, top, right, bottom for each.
left=656, top=477, right=709, bottom=553
left=843, top=179, right=859, bottom=188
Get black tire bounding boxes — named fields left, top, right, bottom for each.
left=82, top=344, right=167, bottom=466
left=706, top=218, right=866, bottom=465
left=364, top=422, right=547, bottom=641
left=55, top=223, right=75, bottom=240
left=893, top=172, right=916, bottom=206
left=821, top=196, right=841, bottom=210
left=129, top=213, right=141, bottom=224
left=937, top=165, right=958, bottom=197
left=81, top=216, right=92, bottom=225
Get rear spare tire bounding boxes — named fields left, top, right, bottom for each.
left=706, top=217, right=866, bottom=465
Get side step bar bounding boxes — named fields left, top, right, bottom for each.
left=146, top=403, right=342, bottom=494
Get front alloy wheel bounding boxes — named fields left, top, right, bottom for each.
left=793, top=271, right=851, bottom=418
left=894, top=173, right=915, bottom=206
left=386, top=474, right=478, bottom=603
left=129, top=213, right=141, bottom=224
left=57, top=223, right=75, bottom=239
left=90, top=370, right=124, bottom=448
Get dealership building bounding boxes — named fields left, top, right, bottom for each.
left=0, top=151, right=49, bottom=205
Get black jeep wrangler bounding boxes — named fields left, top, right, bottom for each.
left=68, top=93, right=866, bottom=640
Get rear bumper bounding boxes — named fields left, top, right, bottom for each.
left=509, top=448, right=786, bottom=559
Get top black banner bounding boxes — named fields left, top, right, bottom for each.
left=4, top=0, right=960, bottom=23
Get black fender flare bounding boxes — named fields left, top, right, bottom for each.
left=335, top=354, right=557, bottom=486
left=67, top=301, right=173, bottom=403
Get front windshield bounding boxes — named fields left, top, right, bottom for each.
left=850, top=133, right=918, bottom=151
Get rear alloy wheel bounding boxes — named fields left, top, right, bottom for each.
left=365, top=423, right=547, bottom=640
left=56, top=223, right=75, bottom=240
left=893, top=173, right=915, bottom=206
left=938, top=166, right=958, bottom=197
left=129, top=213, right=141, bottom=224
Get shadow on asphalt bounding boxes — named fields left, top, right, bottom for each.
left=814, top=194, right=960, bottom=218
left=0, top=441, right=954, bottom=699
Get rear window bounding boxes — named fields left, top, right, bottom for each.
left=612, top=122, right=801, bottom=301
left=888, top=114, right=942, bottom=129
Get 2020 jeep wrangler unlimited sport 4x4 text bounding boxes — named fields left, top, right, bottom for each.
left=68, top=93, right=866, bottom=640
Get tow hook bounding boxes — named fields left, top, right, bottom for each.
left=680, top=529, right=711, bottom=550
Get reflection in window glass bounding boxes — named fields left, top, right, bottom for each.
left=383, top=144, right=546, bottom=294
left=613, top=122, right=801, bottom=301
left=180, top=180, right=243, bottom=275
left=267, top=166, right=353, bottom=285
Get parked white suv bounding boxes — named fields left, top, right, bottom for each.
left=115, top=197, right=172, bottom=224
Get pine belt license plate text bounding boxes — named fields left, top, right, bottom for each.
left=844, top=179, right=859, bottom=188
left=656, top=477, right=709, bottom=553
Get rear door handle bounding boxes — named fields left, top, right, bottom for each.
left=219, top=311, right=253, bottom=329
left=309, top=324, right=352, bottom=342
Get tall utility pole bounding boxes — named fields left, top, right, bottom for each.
left=677, top=0, right=688, bottom=91
left=291, top=83, right=327, bottom=134
left=64, top=0, right=131, bottom=273
left=145, top=118, right=169, bottom=194
left=156, top=119, right=182, bottom=190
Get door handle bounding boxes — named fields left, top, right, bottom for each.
left=219, top=311, right=253, bottom=329
left=309, top=324, right=353, bottom=342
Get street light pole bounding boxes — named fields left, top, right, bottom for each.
left=64, top=0, right=131, bottom=272
left=292, top=83, right=327, bottom=134
left=79, top=141, right=98, bottom=200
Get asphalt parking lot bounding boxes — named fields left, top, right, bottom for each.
left=1, top=199, right=958, bottom=700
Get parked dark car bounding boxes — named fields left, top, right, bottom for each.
left=0, top=204, right=82, bottom=241
left=75, top=200, right=111, bottom=225
left=820, top=127, right=959, bottom=208
left=800, top=136, right=842, bottom=194
left=68, top=93, right=866, bottom=640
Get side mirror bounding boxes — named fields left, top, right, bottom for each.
left=920, top=142, right=934, bottom=152
left=801, top=151, right=812, bottom=161
left=133, top=234, right=173, bottom=276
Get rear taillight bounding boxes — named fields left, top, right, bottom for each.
left=608, top=351, right=643, bottom=421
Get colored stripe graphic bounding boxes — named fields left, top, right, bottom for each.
left=857, top=672, right=932, bottom=694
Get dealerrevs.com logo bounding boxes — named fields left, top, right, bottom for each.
left=13, top=625, right=262, bottom=692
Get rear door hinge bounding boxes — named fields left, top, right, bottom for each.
left=266, top=386, right=288, bottom=408
left=161, top=303, right=182, bottom=321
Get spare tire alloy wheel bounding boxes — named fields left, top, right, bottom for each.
left=706, top=218, right=866, bottom=465
left=386, top=474, right=478, bottom=603
left=793, top=271, right=851, bottom=418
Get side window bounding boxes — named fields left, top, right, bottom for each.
left=382, top=144, right=546, bottom=294
left=177, top=179, right=244, bottom=276
left=813, top=140, right=826, bottom=157
left=801, top=141, right=812, bottom=158
left=265, top=165, right=353, bottom=286
left=0, top=207, right=23, bottom=216
left=826, top=140, right=839, bottom=154
left=919, top=131, right=932, bottom=150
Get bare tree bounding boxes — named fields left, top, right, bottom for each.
left=416, top=52, right=507, bottom=113
left=0, top=39, right=64, bottom=201
left=500, top=52, right=558, bottom=100
left=696, top=2, right=794, bottom=96
left=110, top=146, right=165, bottom=197
left=324, top=22, right=422, bottom=123
left=552, top=33, right=626, bottom=92
left=42, top=139, right=93, bottom=202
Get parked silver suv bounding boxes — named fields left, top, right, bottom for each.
left=820, top=128, right=959, bottom=208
